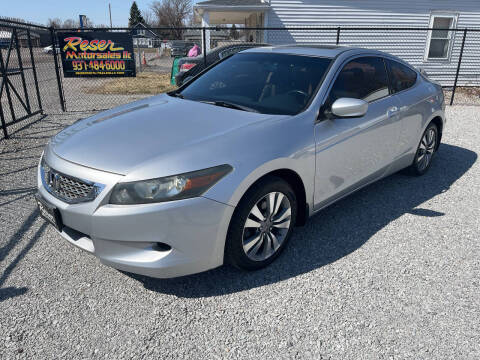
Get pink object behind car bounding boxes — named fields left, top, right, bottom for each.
left=188, top=44, right=200, bottom=57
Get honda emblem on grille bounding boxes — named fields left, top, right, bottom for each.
left=48, top=171, right=61, bottom=192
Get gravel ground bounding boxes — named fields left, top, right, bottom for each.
left=0, top=105, right=479, bottom=359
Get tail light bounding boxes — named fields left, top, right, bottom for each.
left=180, top=63, right=196, bottom=72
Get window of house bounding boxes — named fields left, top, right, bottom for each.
left=426, top=14, right=457, bottom=60
left=329, top=57, right=390, bottom=103
left=386, top=59, right=417, bottom=93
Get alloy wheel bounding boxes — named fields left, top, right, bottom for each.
left=417, top=127, right=437, bottom=171
left=242, top=192, right=292, bottom=261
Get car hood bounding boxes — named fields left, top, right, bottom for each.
left=49, top=94, right=275, bottom=175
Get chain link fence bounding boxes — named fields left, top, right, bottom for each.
left=55, top=26, right=480, bottom=112
left=0, top=20, right=65, bottom=139
left=2, top=19, right=480, bottom=140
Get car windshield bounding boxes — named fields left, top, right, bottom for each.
left=178, top=52, right=332, bottom=115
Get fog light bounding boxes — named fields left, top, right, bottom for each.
left=153, top=242, right=172, bottom=252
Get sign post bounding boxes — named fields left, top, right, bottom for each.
left=57, top=31, right=136, bottom=77
left=79, top=15, right=86, bottom=29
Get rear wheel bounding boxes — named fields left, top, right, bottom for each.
left=408, top=122, right=438, bottom=176
left=225, top=176, right=297, bottom=270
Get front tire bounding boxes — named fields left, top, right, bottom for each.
left=225, top=176, right=297, bottom=271
left=408, top=122, right=438, bottom=176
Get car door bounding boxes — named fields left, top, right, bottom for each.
left=385, top=58, right=430, bottom=157
left=314, top=56, right=402, bottom=209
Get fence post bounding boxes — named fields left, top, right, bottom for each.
left=13, top=28, right=31, bottom=113
left=0, top=42, right=16, bottom=123
left=202, top=27, right=207, bottom=67
left=336, top=27, right=341, bottom=45
left=136, top=41, right=141, bottom=72
left=0, top=42, right=9, bottom=138
left=50, top=27, right=66, bottom=112
left=0, top=110, right=7, bottom=139
left=450, top=28, right=467, bottom=106
left=27, top=29, right=42, bottom=112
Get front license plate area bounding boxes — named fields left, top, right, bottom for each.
left=35, top=193, right=63, bottom=231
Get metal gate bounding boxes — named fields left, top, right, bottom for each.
left=0, top=22, right=44, bottom=139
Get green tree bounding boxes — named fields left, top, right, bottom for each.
left=128, top=1, right=145, bottom=27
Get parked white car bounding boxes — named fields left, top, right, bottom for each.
left=43, top=45, right=60, bottom=54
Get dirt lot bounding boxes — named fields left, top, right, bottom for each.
left=0, top=103, right=479, bottom=359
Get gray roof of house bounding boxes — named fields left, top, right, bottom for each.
left=131, top=23, right=159, bottom=38
left=196, top=0, right=267, bottom=6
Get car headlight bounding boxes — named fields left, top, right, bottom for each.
left=109, top=164, right=232, bottom=205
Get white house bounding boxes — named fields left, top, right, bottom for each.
left=194, top=0, right=480, bottom=86
left=131, top=23, right=159, bottom=48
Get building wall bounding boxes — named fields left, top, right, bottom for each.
left=265, top=0, right=480, bottom=86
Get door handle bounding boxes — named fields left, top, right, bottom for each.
left=387, top=106, right=399, bottom=117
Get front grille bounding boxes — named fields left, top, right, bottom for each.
left=41, top=160, right=103, bottom=203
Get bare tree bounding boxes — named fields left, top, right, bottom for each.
left=47, top=17, right=62, bottom=28
left=81, top=16, right=94, bottom=28
left=151, top=0, right=193, bottom=39
left=45, top=16, right=96, bottom=29
left=61, top=19, right=78, bottom=28
left=59, top=16, right=93, bottom=29
left=142, top=10, right=155, bottom=28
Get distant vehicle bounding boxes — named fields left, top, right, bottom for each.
left=43, top=45, right=60, bottom=54
left=170, top=40, right=197, bottom=57
left=173, top=42, right=269, bottom=86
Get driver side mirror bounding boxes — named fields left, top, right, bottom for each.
left=331, top=98, right=368, bottom=118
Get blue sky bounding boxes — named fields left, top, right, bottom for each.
left=2, top=0, right=197, bottom=27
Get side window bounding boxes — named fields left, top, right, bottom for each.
left=386, top=59, right=417, bottom=93
left=329, top=57, right=389, bottom=103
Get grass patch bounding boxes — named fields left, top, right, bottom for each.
left=86, top=72, right=176, bottom=95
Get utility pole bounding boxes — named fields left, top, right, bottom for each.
left=109, top=3, right=112, bottom=28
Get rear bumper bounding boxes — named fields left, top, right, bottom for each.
left=37, top=154, right=234, bottom=278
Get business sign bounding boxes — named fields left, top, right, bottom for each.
left=58, top=31, right=136, bottom=77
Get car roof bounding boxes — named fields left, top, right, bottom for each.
left=241, top=44, right=381, bottom=58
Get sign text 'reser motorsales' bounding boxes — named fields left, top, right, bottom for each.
left=58, top=32, right=136, bottom=77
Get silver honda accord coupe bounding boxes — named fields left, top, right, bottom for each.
left=36, top=45, right=445, bottom=278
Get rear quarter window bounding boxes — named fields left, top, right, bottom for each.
left=387, top=59, right=417, bottom=93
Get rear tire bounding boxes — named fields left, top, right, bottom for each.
left=407, top=122, right=438, bottom=176
left=225, top=176, right=297, bottom=271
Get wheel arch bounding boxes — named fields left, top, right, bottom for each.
left=430, top=115, right=443, bottom=150
left=233, top=168, right=309, bottom=227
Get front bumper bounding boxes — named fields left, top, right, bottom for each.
left=38, top=152, right=234, bottom=278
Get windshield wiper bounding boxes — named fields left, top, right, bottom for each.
left=200, top=100, right=259, bottom=113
